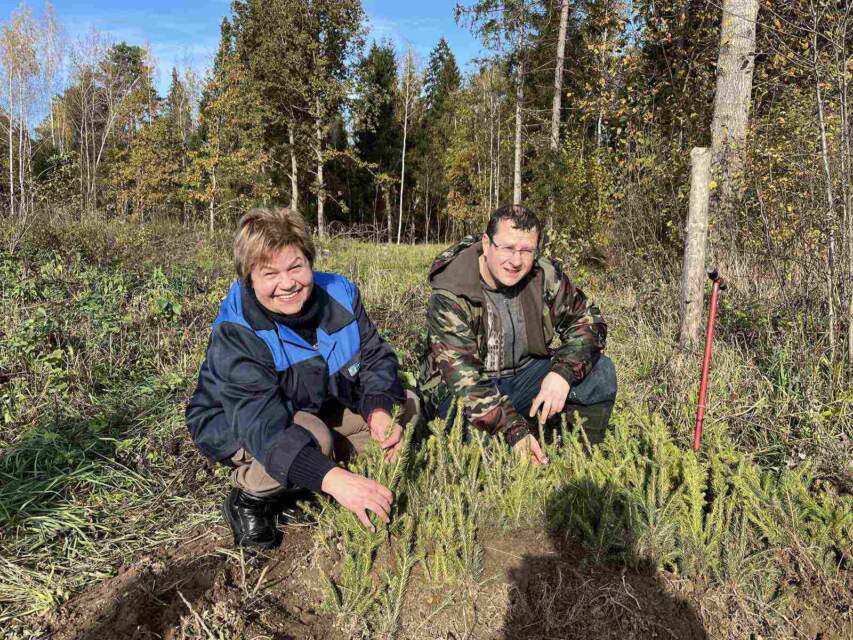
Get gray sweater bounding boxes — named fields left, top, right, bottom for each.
left=481, top=279, right=534, bottom=378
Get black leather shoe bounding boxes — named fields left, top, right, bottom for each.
left=223, top=487, right=281, bottom=549
left=275, top=488, right=318, bottom=526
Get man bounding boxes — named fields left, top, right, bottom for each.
left=420, top=205, right=616, bottom=462
left=187, top=207, right=418, bottom=548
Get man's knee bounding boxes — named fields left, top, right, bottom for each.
left=567, top=355, right=617, bottom=406
left=293, top=411, right=334, bottom=457
left=561, top=356, right=617, bottom=444
left=230, top=449, right=285, bottom=496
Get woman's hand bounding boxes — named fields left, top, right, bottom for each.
left=320, top=467, right=393, bottom=530
left=368, top=410, right=404, bottom=461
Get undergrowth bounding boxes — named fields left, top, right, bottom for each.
left=1, top=215, right=850, bottom=639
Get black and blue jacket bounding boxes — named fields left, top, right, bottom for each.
left=186, top=272, right=405, bottom=487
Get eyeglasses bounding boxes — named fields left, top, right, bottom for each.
left=489, top=238, right=538, bottom=260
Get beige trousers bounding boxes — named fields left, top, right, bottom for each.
left=231, top=390, right=420, bottom=496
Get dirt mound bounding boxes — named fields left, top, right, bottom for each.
left=45, top=524, right=334, bottom=640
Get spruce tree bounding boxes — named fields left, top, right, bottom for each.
left=423, top=38, right=460, bottom=119
left=352, top=42, right=401, bottom=232
left=417, top=38, right=461, bottom=237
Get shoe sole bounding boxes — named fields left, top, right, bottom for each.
left=222, top=494, right=279, bottom=550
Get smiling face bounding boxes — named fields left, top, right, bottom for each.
left=250, top=245, right=314, bottom=315
left=480, top=219, right=539, bottom=288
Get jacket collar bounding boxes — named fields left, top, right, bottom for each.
left=428, top=235, right=539, bottom=304
left=314, top=285, right=354, bottom=334
left=240, top=277, right=354, bottom=335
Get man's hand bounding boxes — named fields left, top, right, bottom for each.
left=320, top=467, right=393, bottom=530
left=368, top=410, right=404, bottom=461
left=529, top=371, right=571, bottom=427
left=512, top=433, right=549, bottom=465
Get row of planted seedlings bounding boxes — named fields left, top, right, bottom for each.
left=309, top=402, right=852, bottom=639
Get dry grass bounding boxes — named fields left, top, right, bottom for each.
left=1, top=216, right=850, bottom=639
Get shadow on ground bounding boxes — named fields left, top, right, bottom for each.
left=502, top=478, right=708, bottom=640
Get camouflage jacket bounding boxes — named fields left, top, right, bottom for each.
left=419, top=236, right=607, bottom=445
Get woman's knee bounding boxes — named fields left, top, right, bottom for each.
left=292, top=411, right=334, bottom=457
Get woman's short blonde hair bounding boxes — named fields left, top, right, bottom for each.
left=233, top=207, right=316, bottom=279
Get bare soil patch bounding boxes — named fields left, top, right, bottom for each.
left=44, top=524, right=334, bottom=640
left=492, top=529, right=706, bottom=640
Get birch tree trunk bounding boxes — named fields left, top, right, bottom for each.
left=436, top=192, right=441, bottom=244
left=7, top=73, right=14, bottom=217
left=18, top=80, right=26, bottom=216
left=708, top=0, right=759, bottom=242
left=424, top=174, right=431, bottom=243
left=79, top=90, right=85, bottom=213
left=208, top=166, right=216, bottom=235
left=496, top=104, right=501, bottom=206
left=830, top=11, right=853, bottom=364
left=384, top=185, right=393, bottom=243
left=550, top=0, right=569, bottom=152
left=513, top=3, right=525, bottom=205
left=679, top=148, right=711, bottom=348
left=314, top=97, right=325, bottom=239
left=814, top=17, right=837, bottom=361
left=288, top=123, right=299, bottom=212
left=397, top=59, right=411, bottom=244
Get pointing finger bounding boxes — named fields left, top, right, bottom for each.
left=531, top=437, right=548, bottom=465
left=529, top=393, right=544, bottom=418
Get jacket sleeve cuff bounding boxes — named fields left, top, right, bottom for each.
left=359, top=393, right=397, bottom=423
left=287, top=445, right=337, bottom=492
left=549, top=361, right=580, bottom=387
left=501, top=418, right=531, bottom=447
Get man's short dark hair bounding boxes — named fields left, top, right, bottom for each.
left=485, top=204, right=542, bottom=240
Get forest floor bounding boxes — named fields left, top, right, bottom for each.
left=1, top=217, right=850, bottom=639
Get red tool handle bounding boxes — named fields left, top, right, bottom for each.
left=693, top=270, right=726, bottom=451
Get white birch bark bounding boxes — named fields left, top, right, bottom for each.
left=708, top=0, right=759, bottom=237
left=289, top=123, right=299, bottom=212
left=679, top=148, right=711, bottom=348
left=7, top=73, right=14, bottom=216
left=814, top=17, right=837, bottom=361
left=314, top=97, right=325, bottom=239
left=512, top=3, right=525, bottom=205
left=550, top=0, right=569, bottom=152
left=397, top=54, right=413, bottom=244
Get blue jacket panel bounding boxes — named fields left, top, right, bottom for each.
left=185, top=273, right=405, bottom=486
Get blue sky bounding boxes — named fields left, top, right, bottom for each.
left=1, top=0, right=485, bottom=95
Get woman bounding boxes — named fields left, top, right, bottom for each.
left=186, top=207, right=418, bottom=548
